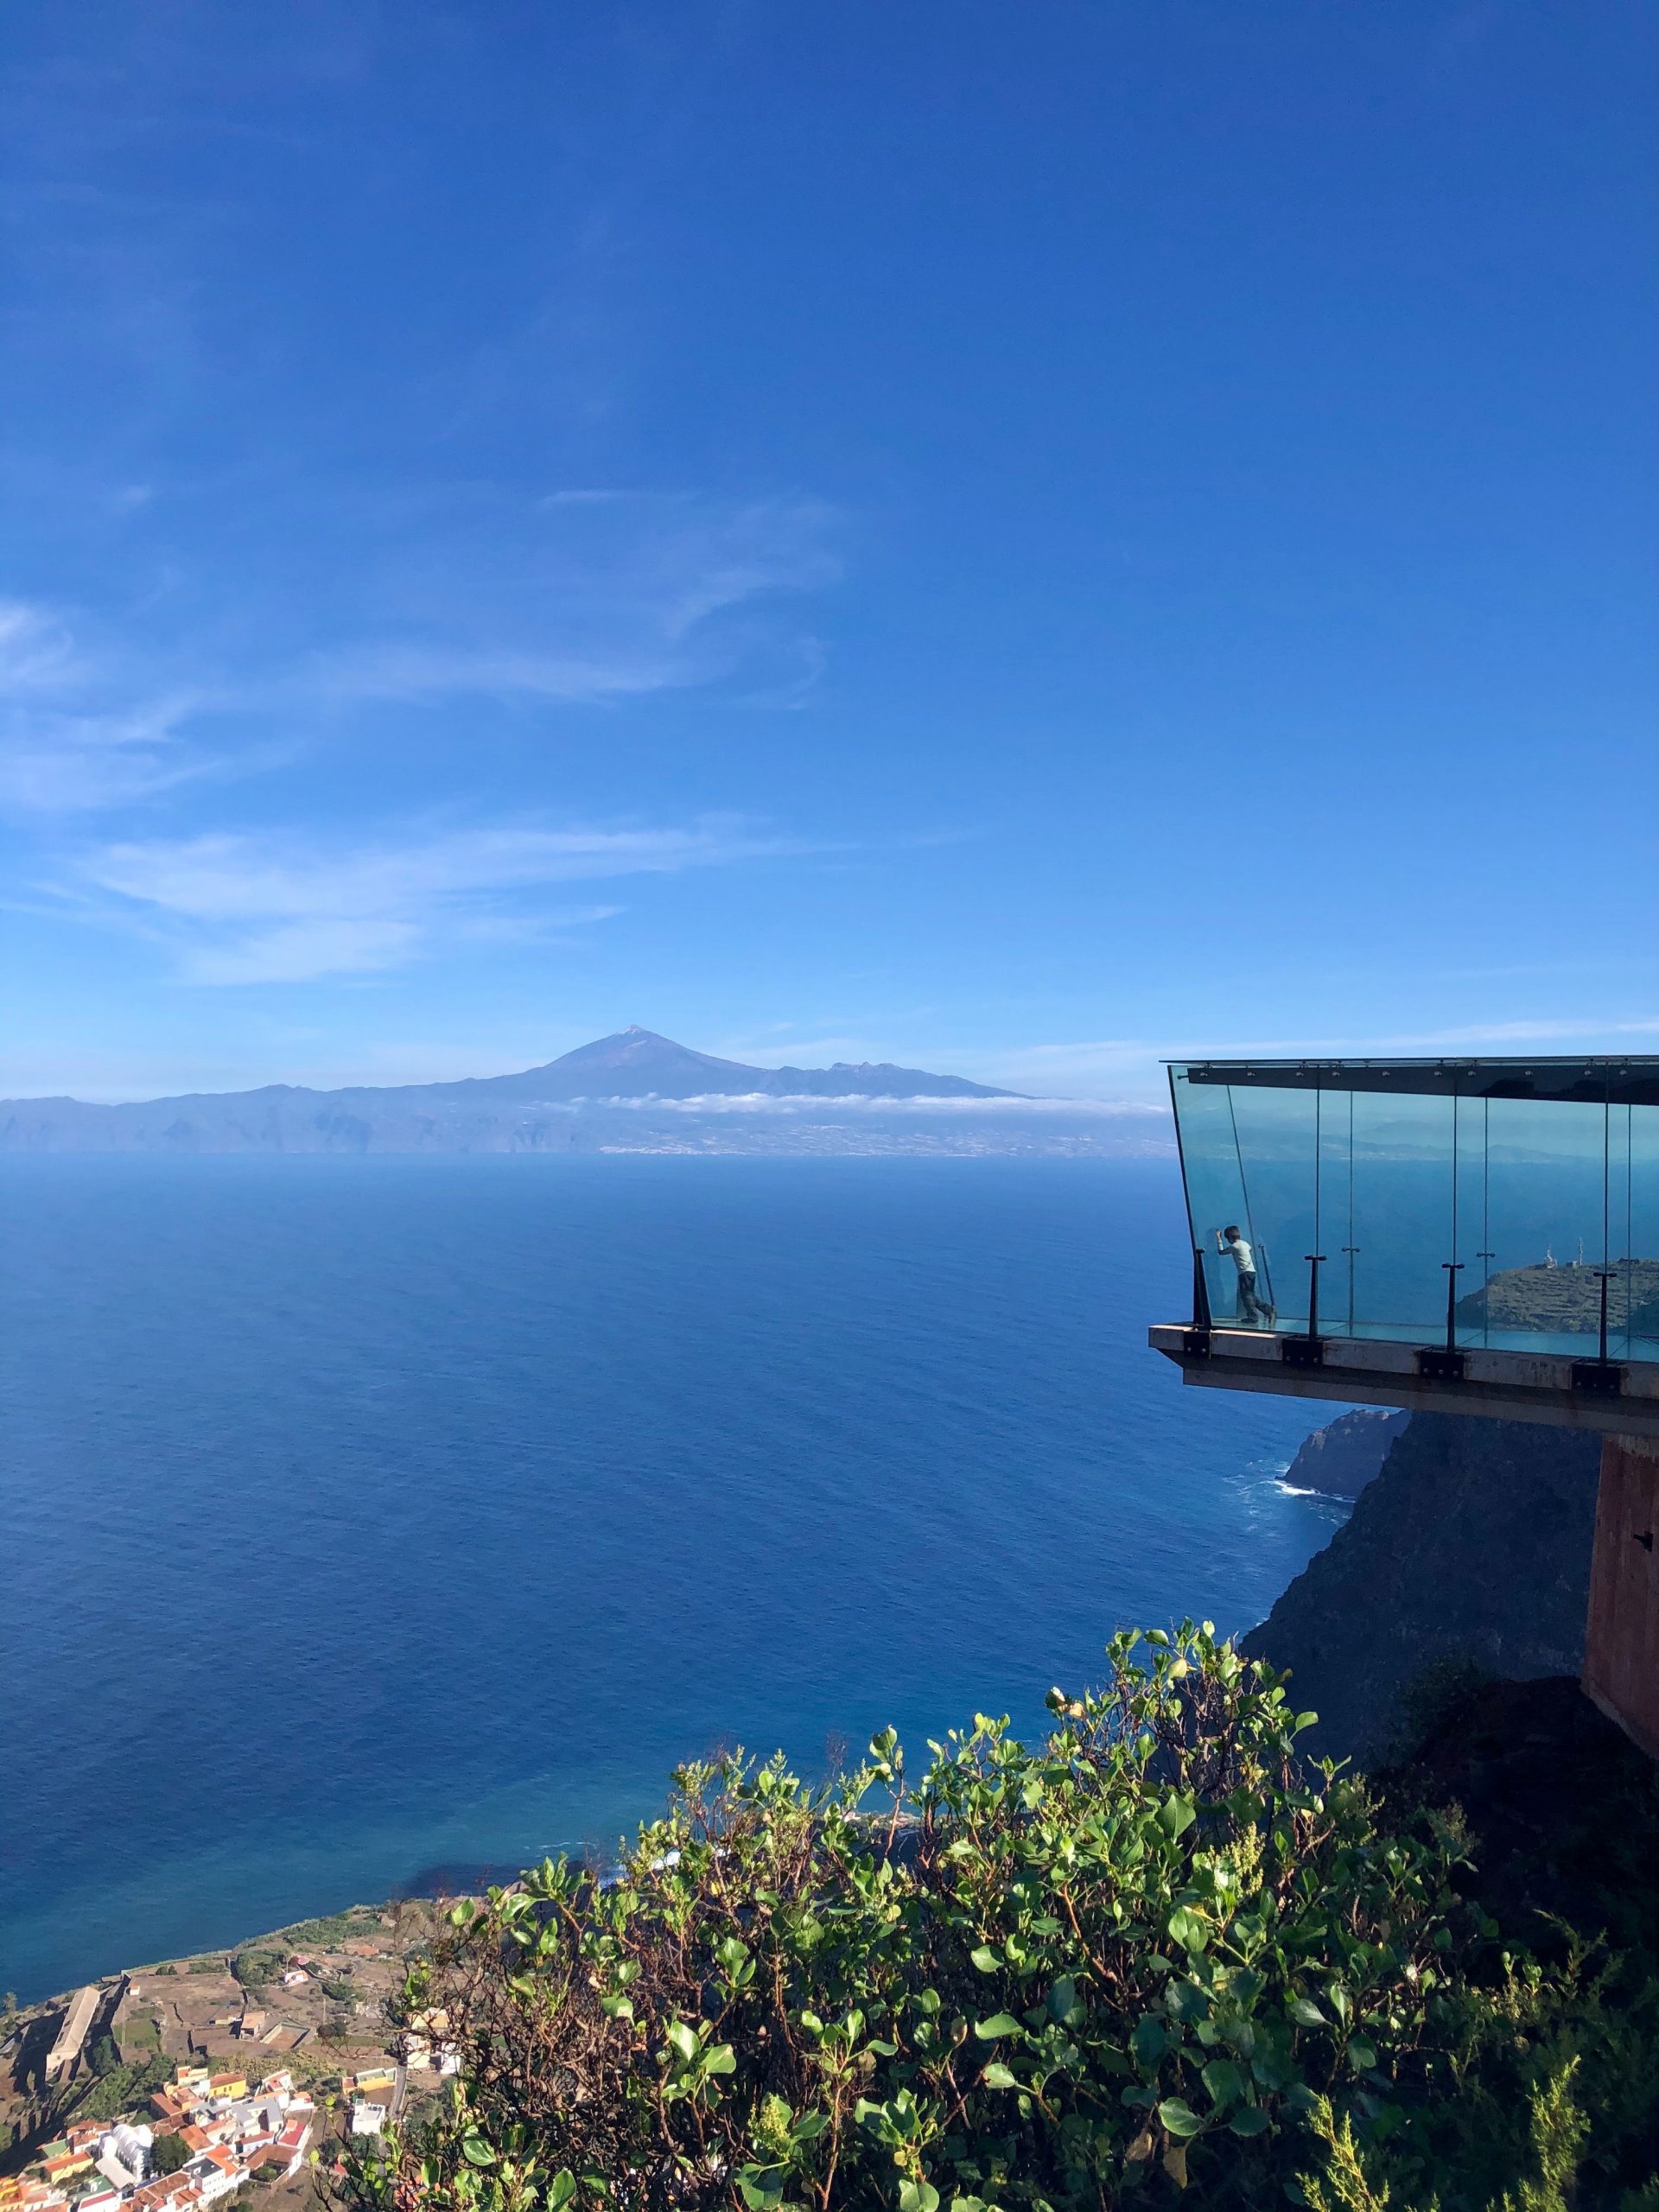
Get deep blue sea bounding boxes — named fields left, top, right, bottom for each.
left=0, top=1156, right=1347, bottom=2003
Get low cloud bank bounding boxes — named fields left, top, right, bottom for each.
left=572, top=1091, right=1166, bottom=1117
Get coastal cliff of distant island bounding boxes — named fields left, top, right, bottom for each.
left=0, top=1028, right=1160, bottom=1159
left=1280, top=1407, right=1408, bottom=1498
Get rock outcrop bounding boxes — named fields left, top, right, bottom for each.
left=1281, top=1408, right=1408, bottom=1498
left=1243, top=1414, right=1602, bottom=1764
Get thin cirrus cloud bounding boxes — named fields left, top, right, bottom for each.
left=0, top=490, right=840, bottom=811
left=0, top=599, right=210, bottom=813
left=305, top=488, right=839, bottom=708
left=70, top=817, right=813, bottom=985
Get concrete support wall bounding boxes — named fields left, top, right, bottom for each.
left=1583, top=1432, right=1659, bottom=1759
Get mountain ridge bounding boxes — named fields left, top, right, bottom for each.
left=0, top=1027, right=1054, bottom=1155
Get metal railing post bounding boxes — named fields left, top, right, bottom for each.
left=1304, top=1253, right=1326, bottom=1340
left=1191, top=1245, right=1212, bottom=1332
left=1442, top=1261, right=1465, bottom=1354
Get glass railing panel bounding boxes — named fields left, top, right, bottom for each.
left=1169, top=1068, right=1262, bottom=1327
left=1627, top=1101, right=1659, bottom=1363
left=1347, top=1089, right=1457, bottom=1342
left=1166, top=1063, right=1659, bottom=1363
left=1220, top=1081, right=1321, bottom=1332
left=1453, top=1093, right=1492, bottom=1338
left=1465, top=1095, right=1612, bottom=1355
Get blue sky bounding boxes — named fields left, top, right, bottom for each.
left=2, top=1, right=1655, bottom=1103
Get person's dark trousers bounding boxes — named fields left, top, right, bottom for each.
left=1236, top=1270, right=1264, bottom=1324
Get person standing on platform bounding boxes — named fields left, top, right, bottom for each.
left=1217, top=1224, right=1271, bottom=1325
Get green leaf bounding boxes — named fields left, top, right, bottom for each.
left=1348, top=2037, right=1377, bottom=2073
left=1159, top=2097, right=1205, bottom=2139
left=1201, top=2059, right=1243, bottom=2107
left=459, top=2134, right=497, bottom=2168
left=665, top=2019, right=699, bottom=2064
left=737, top=2177, right=785, bottom=2212
left=899, top=2186, right=940, bottom=2212
left=981, top=2063, right=1019, bottom=2090
left=1293, top=1711, right=1319, bottom=1732
left=1286, top=1998, right=1326, bottom=2029
left=1229, top=2105, right=1270, bottom=2138
left=1159, top=1796, right=1197, bottom=1839
left=969, top=1945, right=1002, bottom=1974
left=547, top=2175, right=578, bottom=2210
left=1167, top=1906, right=1209, bottom=1953
left=975, top=2013, right=1024, bottom=2040
left=791, top=2111, right=830, bottom=2143
left=1131, top=2013, right=1170, bottom=2069
left=1047, top=1975, right=1078, bottom=2023
left=1166, top=1979, right=1210, bottom=2025
left=703, top=2043, right=736, bottom=2075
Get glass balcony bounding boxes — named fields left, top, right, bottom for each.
left=1169, top=1058, right=1659, bottom=1363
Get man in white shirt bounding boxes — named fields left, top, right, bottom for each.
left=1217, top=1224, right=1270, bottom=1325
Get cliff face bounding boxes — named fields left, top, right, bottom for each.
left=1281, top=1408, right=1408, bottom=1498
left=1243, top=1414, right=1602, bottom=1764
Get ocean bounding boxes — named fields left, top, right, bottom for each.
left=0, top=1155, right=1347, bottom=2003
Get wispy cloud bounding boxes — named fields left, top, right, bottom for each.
left=987, top=1016, right=1659, bottom=1103
left=0, top=598, right=211, bottom=812
left=312, top=491, right=839, bottom=707
left=0, top=489, right=841, bottom=815
left=67, top=816, right=814, bottom=984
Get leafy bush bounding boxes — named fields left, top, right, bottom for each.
left=321, top=1978, right=358, bottom=2003
left=152, top=2133, right=192, bottom=2176
left=234, top=1951, right=284, bottom=1988
left=342, top=1627, right=1501, bottom=2209
left=340, top=1626, right=1659, bottom=2210
left=283, top=1910, right=378, bottom=1949
left=69, top=2053, right=174, bottom=2125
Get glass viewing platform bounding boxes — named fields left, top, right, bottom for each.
left=1149, top=1056, right=1659, bottom=1438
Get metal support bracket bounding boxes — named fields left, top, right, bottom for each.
left=1571, top=1360, right=1624, bottom=1400
left=1416, top=1346, right=1466, bottom=1382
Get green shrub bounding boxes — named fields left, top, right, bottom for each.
left=340, top=1626, right=1499, bottom=2209
left=321, top=1978, right=357, bottom=2004
left=151, top=2134, right=192, bottom=2177
left=337, top=1625, right=1659, bottom=2210
left=283, top=1911, right=376, bottom=1949
left=69, top=2053, right=173, bottom=2126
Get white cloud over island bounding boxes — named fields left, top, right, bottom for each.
left=66, top=817, right=816, bottom=983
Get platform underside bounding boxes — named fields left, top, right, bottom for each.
left=1149, top=1324, right=1659, bottom=1439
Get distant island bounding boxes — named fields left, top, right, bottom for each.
left=1456, top=1255, right=1659, bottom=1339
left=0, top=1028, right=1163, bottom=1158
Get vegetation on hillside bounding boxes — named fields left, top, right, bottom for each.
left=341, top=1626, right=1659, bottom=2211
